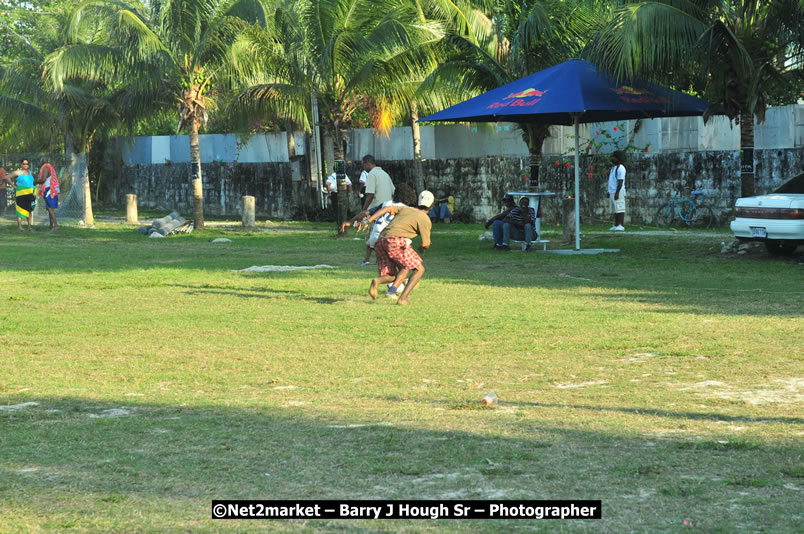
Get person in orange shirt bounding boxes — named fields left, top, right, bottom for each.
left=38, top=157, right=60, bottom=230
left=0, top=163, right=7, bottom=216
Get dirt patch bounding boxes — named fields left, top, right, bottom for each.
left=677, top=378, right=804, bottom=405
left=238, top=265, right=338, bottom=272
left=87, top=408, right=135, bottom=418
left=0, top=402, right=39, bottom=412
left=555, top=380, right=608, bottom=389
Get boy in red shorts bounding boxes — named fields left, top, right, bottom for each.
left=365, top=190, right=434, bottom=305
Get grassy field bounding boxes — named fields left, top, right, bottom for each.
left=0, top=217, right=801, bottom=533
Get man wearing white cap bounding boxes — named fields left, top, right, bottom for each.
left=365, top=190, right=434, bottom=305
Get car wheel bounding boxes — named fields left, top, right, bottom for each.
left=764, top=239, right=798, bottom=256
left=654, top=203, right=674, bottom=227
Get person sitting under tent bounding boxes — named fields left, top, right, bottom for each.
left=500, top=196, right=536, bottom=251
left=485, top=194, right=517, bottom=248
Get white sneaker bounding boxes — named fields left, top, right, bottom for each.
left=613, top=225, right=625, bottom=231
left=609, top=225, right=618, bottom=231
left=361, top=260, right=371, bottom=266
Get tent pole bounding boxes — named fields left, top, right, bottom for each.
left=573, top=114, right=581, bottom=250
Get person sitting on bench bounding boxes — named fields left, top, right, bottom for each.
left=501, top=197, right=536, bottom=251
left=485, top=194, right=516, bottom=249
left=429, top=184, right=454, bottom=223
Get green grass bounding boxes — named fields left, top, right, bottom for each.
left=0, top=218, right=802, bottom=533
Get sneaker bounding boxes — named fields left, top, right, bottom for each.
left=361, top=260, right=371, bottom=266
left=523, top=244, right=532, bottom=252
left=613, top=225, right=625, bottom=231
left=609, top=225, right=618, bottom=231
left=498, top=244, right=511, bottom=251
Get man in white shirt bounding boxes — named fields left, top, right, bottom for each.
left=325, top=171, right=351, bottom=221
left=361, top=155, right=395, bottom=210
left=325, top=172, right=352, bottom=195
left=607, top=151, right=626, bottom=231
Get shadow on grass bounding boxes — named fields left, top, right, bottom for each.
left=1, top=223, right=801, bottom=318
left=1, top=396, right=802, bottom=532
left=377, top=396, right=804, bottom=425
left=174, top=269, right=801, bottom=318
left=172, top=284, right=343, bottom=304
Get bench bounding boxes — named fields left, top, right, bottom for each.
left=511, top=238, right=550, bottom=251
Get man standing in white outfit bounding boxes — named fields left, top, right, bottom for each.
left=607, top=150, right=626, bottom=231
left=361, top=154, right=395, bottom=210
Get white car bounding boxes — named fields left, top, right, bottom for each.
left=730, top=172, right=804, bottom=255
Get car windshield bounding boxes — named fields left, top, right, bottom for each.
left=773, top=172, right=804, bottom=194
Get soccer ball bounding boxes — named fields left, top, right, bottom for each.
left=386, top=282, right=405, bottom=299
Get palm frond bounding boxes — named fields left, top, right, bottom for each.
left=588, top=1, right=708, bottom=82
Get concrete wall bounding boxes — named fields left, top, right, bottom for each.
left=120, top=160, right=309, bottom=218
left=377, top=148, right=804, bottom=226
left=115, top=105, right=804, bottom=222
left=346, top=104, right=803, bottom=160
left=116, top=148, right=803, bottom=223
left=120, top=132, right=306, bottom=165
left=120, top=104, right=803, bottom=166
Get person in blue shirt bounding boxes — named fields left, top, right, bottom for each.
left=2, top=158, right=36, bottom=231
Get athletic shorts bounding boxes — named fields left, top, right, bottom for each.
left=610, top=192, right=626, bottom=214
left=45, top=195, right=59, bottom=209
left=367, top=222, right=381, bottom=248
left=374, top=237, right=422, bottom=277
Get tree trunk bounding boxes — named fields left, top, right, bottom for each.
left=322, top=131, right=335, bottom=176
left=70, top=150, right=94, bottom=226
left=332, top=125, right=348, bottom=235
left=410, top=100, right=425, bottom=193
left=189, top=119, right=205, bottom=230
left=739, top=110, right=755, bottom=198
left=522, top=124, right=549, bottom=190
left=285, top=121, right=296, bottom=159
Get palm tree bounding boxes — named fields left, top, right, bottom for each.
left=0, top=3, right=136, bottom=226
left=364, top=0, right=493, bottom=193
left=587, top=0, right=804, bottom=197
left=54, top=0, right=269, bottom=229
left=417, top=0, right=599, bottom=183
left=232, top=0, right=443, bottom=232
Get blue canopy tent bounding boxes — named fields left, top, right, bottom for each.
left=420, top=59, right=713, bottom=251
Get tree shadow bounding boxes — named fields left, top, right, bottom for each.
left=171, top=284, right=343, bottom=304
left=1, top=222, right=800, bottom=318
left=377, top=396, right=804, bottom=425
left=1, top=395, right=802, bottom=532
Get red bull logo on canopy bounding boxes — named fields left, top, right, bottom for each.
left=614, top=86, right=668, bottom=104
left=505, top=88, right=547, bottom=99
left=487, top=88, right=547, bottom=110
